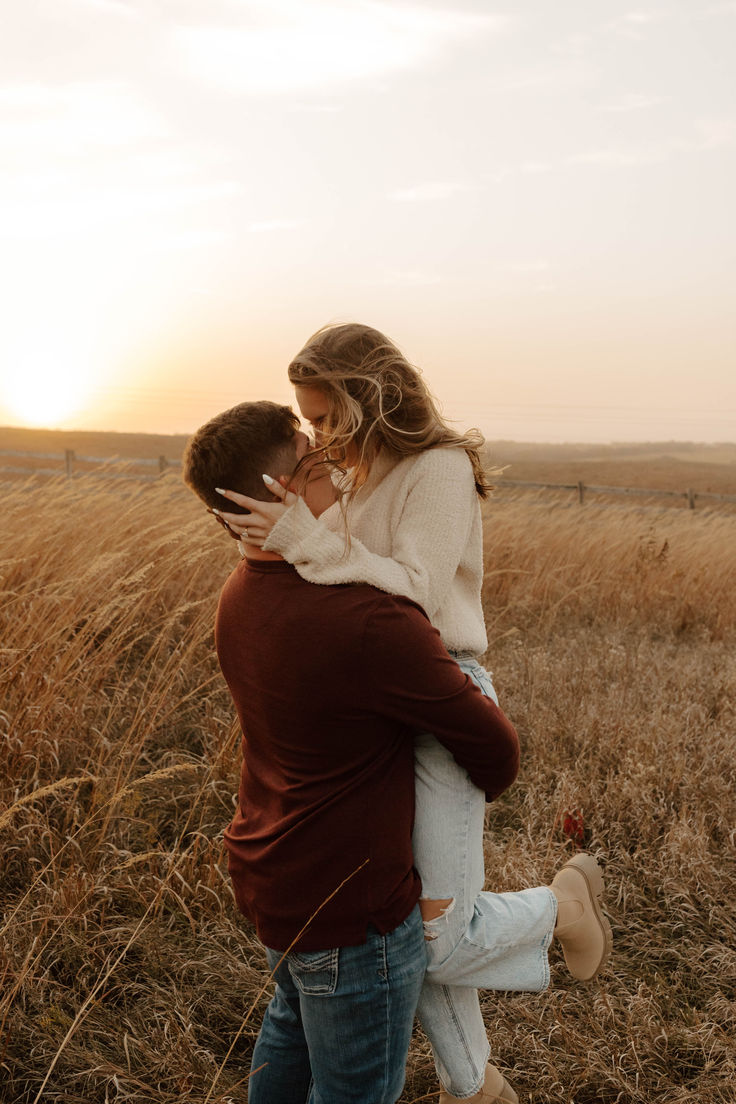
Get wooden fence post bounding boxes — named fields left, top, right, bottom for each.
left=158, top=455, right=168, bottom=474
left=687, top=488, right=695, bottom=509
left=65, top=449, right=75, bottom=479
left=577, top=480, right=585, bottom=505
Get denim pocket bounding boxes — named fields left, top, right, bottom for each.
left=287, top=947, right=339, bottom=995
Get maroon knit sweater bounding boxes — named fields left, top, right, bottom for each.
left=215, top=559, right=519, bottom=952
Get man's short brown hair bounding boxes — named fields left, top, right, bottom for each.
left=183, top=401, right=300, bottom=513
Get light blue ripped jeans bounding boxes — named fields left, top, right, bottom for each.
left=413, top=654, right=557, bottom=1099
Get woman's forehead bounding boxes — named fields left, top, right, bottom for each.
left=294, top=384, right=329, bottom=421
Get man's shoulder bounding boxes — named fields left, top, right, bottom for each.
left=219, top=560, right=430, bottom=635
left=296, top=576, right=431, bottom=638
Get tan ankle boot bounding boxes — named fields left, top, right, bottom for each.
left=551, top=852, right=613, bottom=981
left=439, top=1062, right=519, bottom=1103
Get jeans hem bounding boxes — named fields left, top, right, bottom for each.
left=441, top=1041, right=491, bottom=1099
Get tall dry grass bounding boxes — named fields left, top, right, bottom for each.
left=1, top=474, right=734, bottom=1102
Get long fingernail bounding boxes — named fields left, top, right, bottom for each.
left=262, top=473, right=275, bottom=485
left=215, top=487, right=226, bottom=495
left=211, top=507, right=220, bottom=516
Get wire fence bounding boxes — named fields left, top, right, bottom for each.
left=495, top=477, right=736, bottom=509
left=0, top=448, right=180, bottom=483
left=1, top=448, right=735, bottom=509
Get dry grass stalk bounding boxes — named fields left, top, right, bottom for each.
left=0, top=776, right=96, bottom=832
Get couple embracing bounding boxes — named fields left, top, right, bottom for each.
left=183, top=323, right=612, bottom=1104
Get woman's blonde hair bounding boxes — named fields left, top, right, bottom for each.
left=288, top=322, right=494, bottom=500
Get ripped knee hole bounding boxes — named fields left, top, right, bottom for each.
left=419, top=897, right=455, bottom=940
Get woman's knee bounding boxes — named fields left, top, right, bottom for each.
left=420, top=897, right=455, bottom=941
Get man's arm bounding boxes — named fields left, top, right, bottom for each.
left=360, top=595, right=519, bottom=800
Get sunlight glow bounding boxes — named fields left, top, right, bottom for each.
left=3, top=329, right=96, bottom=428
left=0, top=1, right=733, bottom=441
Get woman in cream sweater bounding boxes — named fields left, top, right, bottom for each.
left=217, top=323, right=611, bottom=1104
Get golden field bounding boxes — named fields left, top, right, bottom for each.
left=1, top=453, right=735, bottom=1103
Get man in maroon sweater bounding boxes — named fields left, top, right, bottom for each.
left=184, top=402, right=520, bottom=1104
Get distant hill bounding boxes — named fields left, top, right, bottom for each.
left=486, top=440, right=736, bottom=495
left=1, top=426, right=734, bottom=495
left=486, top=439, right=736, bottom=466
left=0, top=425, right=192, bottom=461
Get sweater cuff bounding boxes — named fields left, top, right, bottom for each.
left=262, top=496, right=317, bottom=557
left=262, top=496, right=345, bottom=566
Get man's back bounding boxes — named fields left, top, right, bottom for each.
left=215, top=557, right=519, bottom=952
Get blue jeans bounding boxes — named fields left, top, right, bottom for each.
left=413, top=655, right=557, bottom=1098
left=249, top=904, right=425, bottom=1104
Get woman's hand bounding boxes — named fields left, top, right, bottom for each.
left=214, top=476, right=297, bottom=548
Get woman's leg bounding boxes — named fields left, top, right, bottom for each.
left=412, top=660, right=556, bottom=1097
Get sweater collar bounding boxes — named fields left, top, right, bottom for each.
left=357, top=449, right=397, bottom=495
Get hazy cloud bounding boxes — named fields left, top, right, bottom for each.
left=382, top=270, right=442, bottom=286
left=622, top=11, right=662, bottom=25
left=604, top=1, right=736, bottom=33
left=389, top=180, right=481, bottom=202
left=484, top=161, right=554, bottom=185
left=489, top=56, right=597, bottom=95
left=172, top=1, right=508, bottom=95
left=1, top=127, right=240, bottom=240
left=568, top=146, right=669, bottom=168
left=0, top=81, right=168, bottom=154
left=164, top=228, right=228, bottom=249
left=65, top=0, right=140, bottom=16
left=288, top=103, right=343, bottom=114
left=698, top=2, right=736, bottom=15
left=604, top=9, right=669, bottom=39
left=551, top=32, right=595, bottom=58
left=510, top=260, right=551, bottom=274
left=1, top=172, right=240, bottom=239
left=520, top=161, right=554, bottom=175
left=247, top=219, right=303, bottom=232
left=694, top=118, right=736, bottom=149
left=602, top=93, right=667, bottom=112
left=0, top=78, right=241, bottom=240
left=568, top=117, right=735, bottom=170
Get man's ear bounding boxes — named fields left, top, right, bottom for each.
left=208, top=507, right=242, bottom=540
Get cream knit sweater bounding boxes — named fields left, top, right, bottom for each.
left=262, top=446, right=488, bottom=657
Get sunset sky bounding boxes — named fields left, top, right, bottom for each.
left=1, top=0, right=734, bottom=442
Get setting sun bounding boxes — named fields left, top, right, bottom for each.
left=3, top=331, right=95, bottom=428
